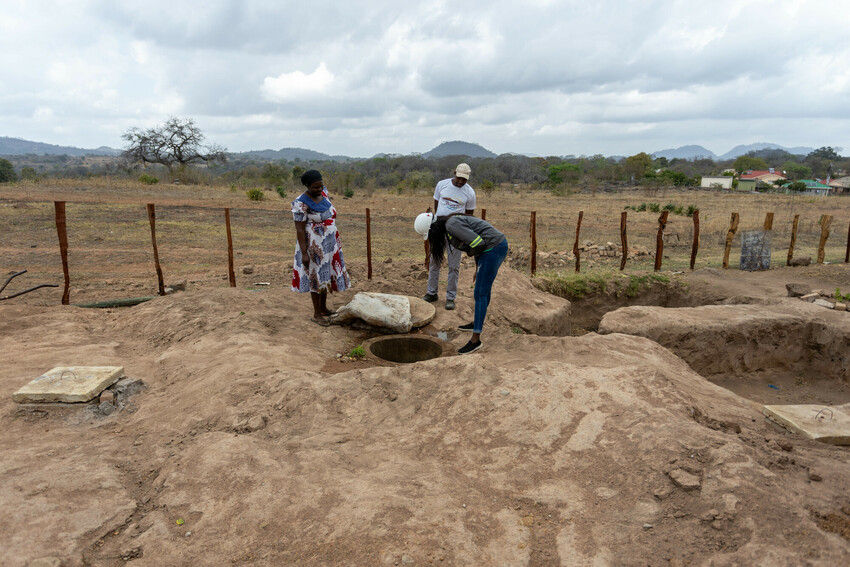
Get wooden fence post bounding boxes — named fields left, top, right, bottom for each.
left=654, top=211, right=669, bottom=272
left=481, top=208, right=486, bottom=221
left=787, top=214, right=800, bottom=266
left=845, top=220, right=850, bottom=263
left=817, top=215, right=833, bottom=264
left=530, top=211, right=537, bottom=276
left=722, top=212, right=740, bottom=269
left=690, top=210, right=700, bottom=270
left=224, top=208, right=236, bottom=288
left=763, top=212, right=774, bottom=231
left=146, top=203, right=166, bottom=296
left=366, top=208, right=373, bottom=280
left=619, top=211, right=628, bottom=271
left=573, top=211, right=583, bottom=273
left=54, top=201, right=71, bottom=305
left=424, top=207, right=431, bottom=270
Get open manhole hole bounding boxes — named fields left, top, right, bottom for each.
left=363, top=335, right=455, bottom=365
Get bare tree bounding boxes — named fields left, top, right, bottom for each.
left=122, top=117, right=227, bottom=172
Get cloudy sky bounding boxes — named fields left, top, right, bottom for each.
left=2, top=0, right=848, bottom=157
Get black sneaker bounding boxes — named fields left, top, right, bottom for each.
left=444, top=299, right=455, bottom=310
left=458, top=322, right=474, bottom=332
left=422, top=293, right=438, bottom=303
left=458, top=340, right=482, bottom=354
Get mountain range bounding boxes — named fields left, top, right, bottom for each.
left=0, top=136, right=120, bottom=157
left=0, top=135, right=820, bottom=162
left=651, top=143, right=815, bottom=161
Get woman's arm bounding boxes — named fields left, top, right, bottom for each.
left=294, top=220, right=310, bottom=267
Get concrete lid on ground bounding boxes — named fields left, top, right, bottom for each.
left=408, top=296, right=436, bottom=328
left=763, top=404, right=850, bottom=445
left=13, top=366, right=124, bottom=403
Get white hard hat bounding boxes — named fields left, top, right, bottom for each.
left=414, top=212, right=433, bottom=240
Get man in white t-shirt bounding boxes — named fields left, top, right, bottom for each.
left=423, top=163, right=476, bottom=310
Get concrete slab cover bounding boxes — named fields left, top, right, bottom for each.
left=13, top=366, right=124, bottom=403
left=333, top=293, right=412, bottom=333
left=408, top=296, right=436, bottom=328
left=763, top=405, right=850, bottom=445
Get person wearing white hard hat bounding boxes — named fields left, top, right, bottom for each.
left=423, top=163, right=476, bottom=310
left=414, top=211, right=508, bottom=354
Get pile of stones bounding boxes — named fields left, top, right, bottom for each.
left=786, top=283, right=848, bottom=312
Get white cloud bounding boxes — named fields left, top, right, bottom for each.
left=260, top=63, right=336, bottom=103
left=0, top=0, right=849, bottom=156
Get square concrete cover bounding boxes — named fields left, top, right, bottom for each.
left=13, top=366, right=124, bottom=403
left=763, top=405, right=850, bottom=445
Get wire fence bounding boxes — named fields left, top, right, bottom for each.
left=2, top=198, right=848, bottom=304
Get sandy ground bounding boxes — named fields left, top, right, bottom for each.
left=2, top=256, right=850, bottom=566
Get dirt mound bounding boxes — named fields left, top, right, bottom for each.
left=2, top=269, right=849, bottom=565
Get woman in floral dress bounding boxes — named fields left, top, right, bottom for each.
left=291, top=169, right=350, bottom=325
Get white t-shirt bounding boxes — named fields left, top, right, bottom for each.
left=433, top=178, right=476, bottom=217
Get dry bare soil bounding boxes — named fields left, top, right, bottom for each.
left=2, top=181, right=850, bottom=566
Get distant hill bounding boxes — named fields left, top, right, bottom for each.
left=652, top=142, right=815, bottom=161
left=718, top=143, right=813, bottom=160
left=651, top=145, right=718, bottom=160
left=0, top=136, right=120, bottom=157
left=235, top=147, right=354, bottom=162
left=422, top=141, right=497, bottom=159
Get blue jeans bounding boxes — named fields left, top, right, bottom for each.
left=473, top=238, right=508, bottom=334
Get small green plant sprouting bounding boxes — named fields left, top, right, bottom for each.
left=648, top=202, right=661, bottom=213
left=834, top=288, right=850, bottom=302
left=239, top=311, right=245, bottom=315
left=138, top=173, right=159, bottom=185
left=246, top=188, right=265, bottom=201
left=348, top=345, right=365, bottom=359
left=635, top=203, right=647, bottom=212
left=511, top=326, right=525, bottom=334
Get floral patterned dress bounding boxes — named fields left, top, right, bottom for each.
left=291, top=190, right=350, bottom=293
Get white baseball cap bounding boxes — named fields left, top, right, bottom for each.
left=455, top=163, right=472, bottom=180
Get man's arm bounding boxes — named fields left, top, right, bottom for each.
left=464, top=208, right=474, bottom=216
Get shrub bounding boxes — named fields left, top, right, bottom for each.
left=246, top=188, right=265, bottom=201
left=635, top=203, right=647, bottom=212
left=344, top=188, right=354, bottom=198
left=0, top=158, right=17, bottom=182
left=20, top=167, right=39, bottom=181
left=480, top=179, right=495, bottom=196
left=348, top=345, right=365, bottom=359
left=662, top=203, right=677, bottom=212
left=686, top=205, right=698, bottom=217
left=138, top=173, right=159, bottom=185
left=648, top=203, right=661, bottom=213
left=551, top=184, right=568, bottom=197
left=275, top=186, right=287, bottom=198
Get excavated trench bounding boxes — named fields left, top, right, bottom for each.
left=564, top=280, right=718, bottom=334
left=596, top=302, right=850, bottom=406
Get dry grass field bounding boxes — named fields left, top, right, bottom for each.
left=2, top=178, right=849, bottom=302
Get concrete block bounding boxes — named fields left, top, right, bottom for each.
left=836, top=303, right=847, bottom=312
left=800, top=293, right=820, bottom=302
left=13, top=366, right=124, bottom=403
left=813, top=298, right=835, bottom=309
left=763, top=405, right=850, bottom=445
